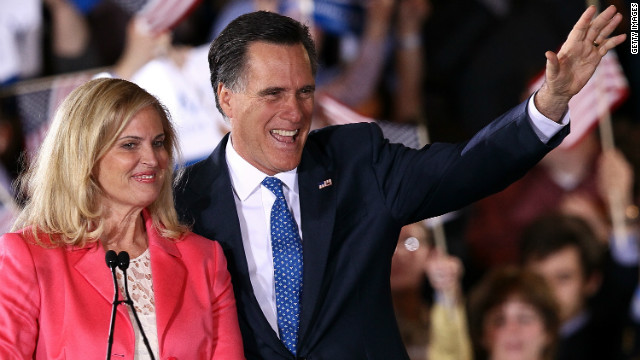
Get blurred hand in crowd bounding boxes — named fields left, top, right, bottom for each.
left=113, top=17, right=171, bottom=79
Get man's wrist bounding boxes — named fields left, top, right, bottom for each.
left=534, top=82, right=570, bottom=123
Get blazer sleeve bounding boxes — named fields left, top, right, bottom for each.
left=0, top=232, right=40, bottom=359
left=209, top=239, right=245, bottom=359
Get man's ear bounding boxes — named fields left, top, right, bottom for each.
left=218, top=83, right=234, bottom=119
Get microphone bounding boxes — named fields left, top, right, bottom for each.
left=105, top=250, right=120, bottom=360
left=117, top=251, right=156, bottom=360
left=106, top=250, right=118, bottom=269
left=116, top=251, right=130, bottom=272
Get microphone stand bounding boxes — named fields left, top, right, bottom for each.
left=105, top=250, right=121, bottom=360
left=117, top=251, right=157, bottom=360
left=105, top=250, right=156, bottom=360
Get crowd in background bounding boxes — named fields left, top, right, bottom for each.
left=1, top=0, right=640, bottom=359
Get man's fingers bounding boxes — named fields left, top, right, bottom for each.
left=567, top=5, right=598, bottom=43
left=593, top=12, right=624, bottom=46
left=586, top=5, right=619, bottom=43
left=599, top=33, right=627, bottom=55
left=545, top=50, right=559, bottom=79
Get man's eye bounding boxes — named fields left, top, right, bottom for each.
left=299, top=87, right=315, bottom=98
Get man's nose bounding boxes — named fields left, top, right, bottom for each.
left=280, top=94, right=304, bottom=122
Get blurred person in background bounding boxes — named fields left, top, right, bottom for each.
left=423, top=253, right=560, bottom=360
left=468, top=266, right=560, bottom=360
left=521, top=213, right=638, bottom=360
left=465, top=129, right=638, bottom=282
left=424, top=240, right=472, bottom=360
left=0, top=0, right=42, bottom=85
left=391, top=221, right=432, bottom=360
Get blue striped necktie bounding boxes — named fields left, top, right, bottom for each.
left=262, top=176, right=304, bottom=355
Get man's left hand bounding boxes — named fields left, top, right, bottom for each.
left=535, top=5, right=627, bottom=122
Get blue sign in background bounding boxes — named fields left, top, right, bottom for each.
left=313, top=0, right=365, bottom=35
left=281, top=0, right=366, bottom=36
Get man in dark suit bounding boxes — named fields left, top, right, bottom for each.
left=521, top=213, right=638, bottom=360
left=174, top=8, right=626, bottom=359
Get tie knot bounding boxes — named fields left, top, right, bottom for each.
left=262, top=176, right=284, bottom=197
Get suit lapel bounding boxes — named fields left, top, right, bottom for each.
left=194, top=137, right=289, bottom=355
left=297, top=146, right=336, bottom=347
left=190, top=136, right=255, bottom=287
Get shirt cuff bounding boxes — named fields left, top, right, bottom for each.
left=527, top=93, right=570, bottom=144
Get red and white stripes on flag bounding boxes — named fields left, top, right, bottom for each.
left=137, top=0, right=202, bottom=33
left=316, top=94, right=425, bottom=149
left=527, top=50, right=629, bottom=149
left=317, top=94, right=375, bottom=125
left=15, top=71, right=93, bottom=157
left=47, top=72, right=93, bottom=123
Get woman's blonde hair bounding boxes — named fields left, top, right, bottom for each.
left=12, top=78, right=188, bottom=246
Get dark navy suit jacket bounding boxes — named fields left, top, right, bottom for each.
left=174, top=99, right=569, bottom=359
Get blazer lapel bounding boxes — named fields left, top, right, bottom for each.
left=147, top=223, right=186, bottom=348
left=73, top=243, right=129, bottom=318
left=297, top=147, right=336, bottom=347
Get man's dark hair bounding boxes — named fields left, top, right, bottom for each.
left=520, top=213, right=605, bottom=278
left=208, top=11, right=318, bottom=117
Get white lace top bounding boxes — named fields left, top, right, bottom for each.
left=115, top=249, right=159, bottom=359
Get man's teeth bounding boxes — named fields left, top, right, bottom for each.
left=271, top=129, right=298, bottom=136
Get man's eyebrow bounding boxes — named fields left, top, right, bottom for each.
left=257, top=87, right=285, bottom=96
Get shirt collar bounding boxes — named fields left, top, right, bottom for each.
left=225, top=135, right=298, bottom=201
left=559, top=310, right=590, bottom=337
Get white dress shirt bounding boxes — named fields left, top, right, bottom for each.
left=225, top=139, right=302, bottom=334
left=224, top=98, right=568, bottom=334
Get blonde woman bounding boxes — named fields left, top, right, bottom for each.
left=0, top=78, right=244, bottom=359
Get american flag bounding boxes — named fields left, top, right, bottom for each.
left=15, top=71, right=93, bottom=157
left=527, top=50, right=629, bottom=149
left=317, top=94, right=375, bottom=125
left=136, top=0, right=202, bottom=33
left=108, top=0, right=202, bottom=33
left=16, top=86, right=51, bottom=157
left=0, top=183, right=18, bottom=233
left=47, top=72, right=94, bottom=124
left=317, top=94, right=426, bottom=149
left=0, top=205, right=16, bottom=234
left=9, top=0, right=202, bottom=160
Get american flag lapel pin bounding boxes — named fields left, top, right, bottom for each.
left=318, top=179, right=333, bottom=189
